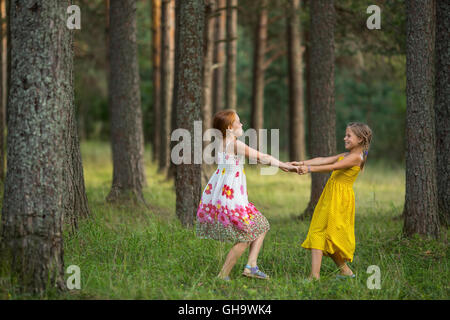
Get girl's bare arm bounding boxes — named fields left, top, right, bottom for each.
left=300, top=153, right=361, bottom=173
left=290, top=153, right=347, bottom=166
left=234, top=140, right=294, bottom=171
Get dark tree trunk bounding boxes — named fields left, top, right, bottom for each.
left=251, top=2, right=267, bottom=146
left=403, top=0, right=440, bottom=238
left=152, top=0, right=162, bottom=162
left=287, top=0, right=306, bottom=162
left=225, top=0, right=237, bottom=110
left=1, top=0, right=72, bottom=294
left=300, top=0, right=336, bottom=220
left=0, top=0, right=7, bottom=182
left=174, top=0, right=204, bottom=227
left=159, top=0, right=175, bottom=174
left=212, top=0, right=226, bottom=114
left=107, top=0, right=147, bottom=204
left=435, top=0, right=449, bottom=227
left=203, top=0, right=215, bottom=138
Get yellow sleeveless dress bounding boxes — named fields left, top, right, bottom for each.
left=301, top=156, right=361, bottom=262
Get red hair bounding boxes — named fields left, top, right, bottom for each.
left=212, top=109, right=236, bottom=138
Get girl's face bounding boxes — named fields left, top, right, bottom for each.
left=344, top=127, right=363, bottom=150
left=227, top=113, right=244, bottom=137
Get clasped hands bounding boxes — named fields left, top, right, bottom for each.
left=280, top=161, right=309, bottom=175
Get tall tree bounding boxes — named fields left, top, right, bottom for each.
left=159, top=0, right=175, bottom=174
left=174, top=0, right=204, bottom=227
left=0, top=0, right=7, bottom=182
left=287, top=0, right=306, bottom=162
left=403, top=0, right=439, bottom=238
left=250, top=1, right=267, bottom=145
left=203, top=0, right=215, bottom=138
left=212, top=0, right=226, bottom=114
left=225, top=0, right=237, bottom=110
left=435, top=0, right=449, bottom=228
left=152, top=0, right=162, bottom=162
left=300, top=0, right=336, bottom=219
left=107, top=0, right=147, bottom=204
left=1, top=0, right=75, bottom=294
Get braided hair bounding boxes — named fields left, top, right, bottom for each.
left=347, top=122, right=372, bottom=170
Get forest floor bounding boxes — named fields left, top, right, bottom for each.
left=1, top=140, right=449, bottom=299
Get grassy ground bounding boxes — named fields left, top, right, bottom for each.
left=1, top=140, right=449, bottom=299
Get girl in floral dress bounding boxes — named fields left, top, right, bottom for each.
left=196, top=110, right=299, bottom=280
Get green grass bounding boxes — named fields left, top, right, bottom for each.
left=1, top=140, right=449, bottom=299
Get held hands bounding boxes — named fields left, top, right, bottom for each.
left=280, top=162, right=308, bottom=175
left=282, top=161, right=310, bottom=175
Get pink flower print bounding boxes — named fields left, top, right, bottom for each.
left=197, top=206, right=207, bottom=222
left=236, top=159, right=239, bottom=166
left=222, top=185, right=234, bottom=200
left=205, top=183, right=212, bottom=195
left=240, top=185, right=244, bottom=195
left=230, top=215, right=244, bottom=230
left=235, top=171, right=239, bottom=178
left=216, top=169, right=219, bottom=174
left=225, top=154, right=230, bottom=160
left=218, top=211, right=230, bottom=227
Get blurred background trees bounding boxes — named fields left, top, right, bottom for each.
left=72, top=0, right=408, bottom=164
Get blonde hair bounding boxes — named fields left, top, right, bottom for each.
left=347, top=122, right=372, bottom=170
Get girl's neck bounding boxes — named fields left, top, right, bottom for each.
left=349, top=147, right=364, bottom=155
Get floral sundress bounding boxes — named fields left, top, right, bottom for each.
left=196, top=140, right=270, bottom=243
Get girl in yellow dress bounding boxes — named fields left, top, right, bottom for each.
left=290, top=122, right=372, bottom=280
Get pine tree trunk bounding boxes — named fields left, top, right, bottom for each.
left=159, top=0, right=175, bottom=174
left=225, top=0, right=237, bottom=110
left=174, top=0, right=204, bottom=227
left=300, top=0, right=336, bottom=220
left=203, top=0, right=215, bottom=139
left=287, top=0, right=306, bottom=162
left=251, top=2, right=267, bottom=145
left=107, top=0, right=147, bottom=204
left=435, top=0, right=449, bottom=227
left=403, top=0, right=440, bottom=238
left=212, top=0, right=226, bottom=114
left=1, top=0, right=71, bottom=294
left=152, top=0, right=162, bottom=162
left=0, top=0, right=4, bottom=182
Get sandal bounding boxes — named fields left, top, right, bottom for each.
left=242, top=265, right=269, bottom=280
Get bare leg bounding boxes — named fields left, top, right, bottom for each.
left=246, top=231, right=267, bottom=268
left=330, top=253, right=353, bottom=276
left=309, top=249, right=323, bottom=280
left=218, top=242, right=250, bottom=279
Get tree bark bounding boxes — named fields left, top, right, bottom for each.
left=152, top=0, right=162, bottom=162
left=107, top=0, right=147, bottom=204
left=435, top=0, right=449, bottom=227
left=203, top=0, right=215, bottom=139
left=0, top=0, right=7, bottom=182
left=225, top=0, right=237, bottom=110
left=287, top=0, right=306, bottom=162
left=212, top=0, right=226, bottom=114
left=403, top=0, right=440, bottom=238
left=159, top=0, right=175, bottom=174
left=300, top=0, right=336, bottom=220
left=1, top=0, right=71, bottom=294
left=174, top=0, right=204, bottom=227
left=251, top=1, right=267, bottom=146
